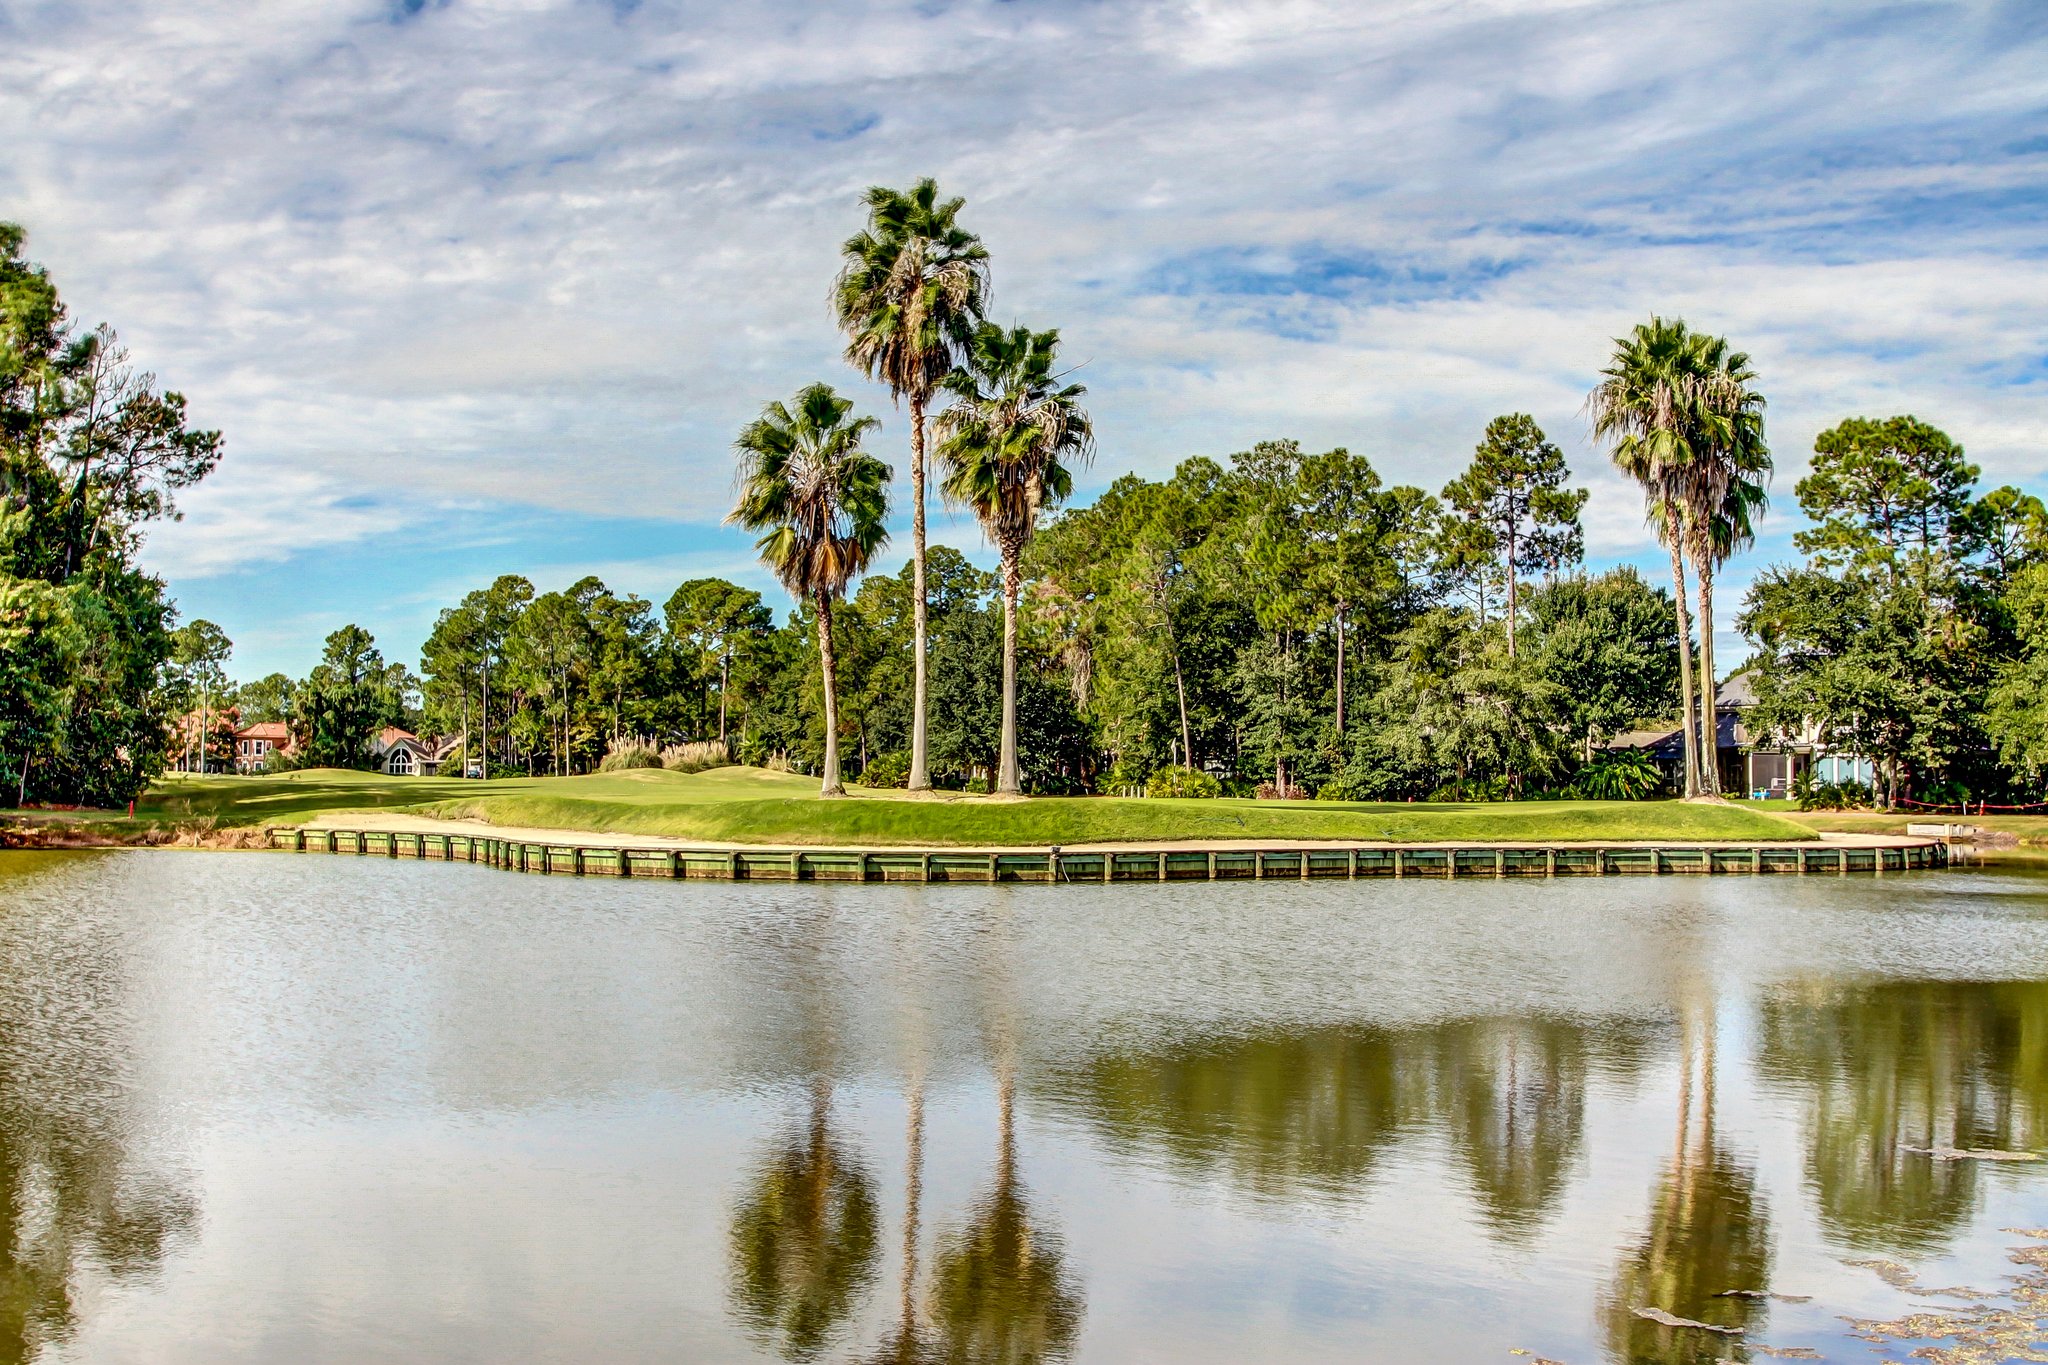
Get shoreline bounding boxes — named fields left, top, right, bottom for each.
left=292, top=808, right=1931, bottom=855
left=257, top=817, right=1952, bottom=883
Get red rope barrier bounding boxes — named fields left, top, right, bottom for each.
left=1893, top=796, right=2048, bottom=814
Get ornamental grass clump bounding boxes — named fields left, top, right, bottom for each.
left=599, top=736, right=663, bottom=772
left=661, top=740, right=731, bottom=773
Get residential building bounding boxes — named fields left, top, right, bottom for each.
left=232, top=721, right=295, bottom=772
left=1605, top=671, right=1872, bottom=798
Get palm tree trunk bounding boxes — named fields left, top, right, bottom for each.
left=1506, top=528, right=1518, bottom=659
left=1334, top=603, right=1347, bottom=735
left=817, top=590, right=845, bottom=796
left=1173, top=646, right=1193, bottom=768
left=899, top=1069, right=924, bottom=1349
left=1695, top=559, right=1721, bottom=796
left=907, top=394, right=932, bottom=792
left=997, top=546, right=1022, bottom=796
left=1665, top=507, right=1700, bottom=799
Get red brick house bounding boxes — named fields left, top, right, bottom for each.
left=233, top=721, right=296, bottom=772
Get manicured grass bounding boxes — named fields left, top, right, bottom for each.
left=15, top=766, right=1819, bottom=848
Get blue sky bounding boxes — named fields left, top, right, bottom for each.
left=3, top=0, right=2045, bottom=679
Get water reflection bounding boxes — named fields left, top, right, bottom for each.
left=4, top=853, right=2048, bottom=1364
left=1600, top=1005, right=1772, bottom=1363
left=0, top=854, right=194, bottom=1364
left=728, top=1077, right=883, bottom=1360
left=1759, top=979, right=2048, bottom=1256
left=926, top=1067, right=1082, bottom=1365
left=1057, top=1016, right=1655, bottom=1238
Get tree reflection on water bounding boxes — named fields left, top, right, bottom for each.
left=0, top=870, right=195, bottom=1365
left=1600, top=1003, right=1773, bottom=1364
left=1057, top=1015, right=1654, bottom=1237
left=926, top=1067, right=1083, bottom=1365
left=727, top=1075, right=883, bottom=1362
left=1759, top=979, right=2048, bottom=1257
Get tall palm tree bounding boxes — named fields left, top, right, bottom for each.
left=729, top=383, right=891, bottom=796
left=834, top=178, right=990, bottom=793
left=1588, top=317, right=1720, bottom=798
left=1675, top=339, right=1770, bottom=796
left=936, top=323, right=1094, bottom=796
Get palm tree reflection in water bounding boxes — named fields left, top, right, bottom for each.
left=926, top=1062, right=1083, bottom=1365
left=728, top=1073, right=883, bottom=1362
left=1602, top=1002, right=1772, bottom=1365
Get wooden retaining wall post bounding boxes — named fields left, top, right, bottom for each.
left=1545, top=848, right=1556, bottom=877
left=1348, top=848, right=1359, bottom=878
left=1394, top=849, right=1404, bottom=879
left=1300, top=851, right=1309, bottom=881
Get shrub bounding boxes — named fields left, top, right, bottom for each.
left=1428, top=776, right=1512, bottom=802
left=661, top=740, right=731, bottom=773
left=1254, top=780, right=1308, bottom=801
left=860, top=751, right=911, bottom=788
left=963, top=775, right=991, bottom=795
left=1146, top=764, right=1221, bottom=799
left=1101, top=753, right=1152, bottom=797
left=1795, top=774, right=1875, bottom=811
left=599, top=736, right=664, bottom=772
left=1566, top=751, right=1664, bottom=801
left=761, top=751, right=795, bottom=774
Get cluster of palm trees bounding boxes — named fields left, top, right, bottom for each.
left=730, top=178, right=1093, bottom=796
left=1588, top=318, right=1770, bottom=799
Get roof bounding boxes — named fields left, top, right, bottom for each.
left=1717, top=669, right=1758, bottom=708
left=236, top=721, right=292, bottom=742
left=1606, top=710, right=1747, bottom=752
left=375, top=726, right=418, bottom=748
left=1606, top=726, right=1683, bottom=755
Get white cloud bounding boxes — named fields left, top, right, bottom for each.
left=142, top=464, right=417, bottom=579
left=1, top=0, right=2043, bottom=614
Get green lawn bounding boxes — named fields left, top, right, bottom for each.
left=93, top=765, right=1822, bottom=848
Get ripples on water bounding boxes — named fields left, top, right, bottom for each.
left=0, top=848, right=2044, bottom=1363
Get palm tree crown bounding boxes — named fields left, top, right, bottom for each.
left=729, top=383, right=891, bottom=604
left=936, top=324, right=1093, bottom=556
left=833, top=179, right=990, bottom=401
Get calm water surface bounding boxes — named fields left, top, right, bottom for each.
left=1, top=849, right=2045, bottom=1363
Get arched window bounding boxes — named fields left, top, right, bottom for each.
left=388, top=748, right=415, bottom=776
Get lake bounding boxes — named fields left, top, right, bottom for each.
left=1, top=848, right=2043, bottom=1363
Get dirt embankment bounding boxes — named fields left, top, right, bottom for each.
left=0, top=817, right=271, bottom=850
